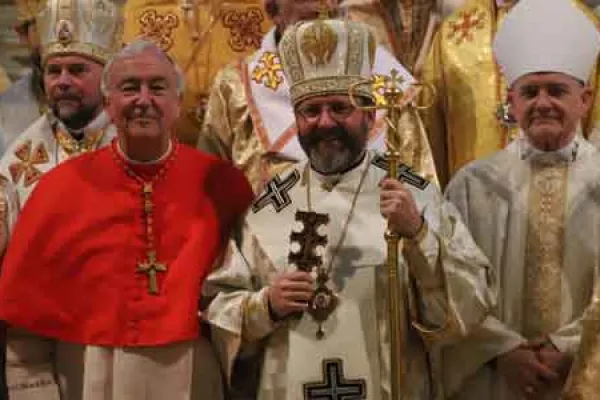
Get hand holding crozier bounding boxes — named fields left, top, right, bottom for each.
left=379, top=178, right=423, bottom=238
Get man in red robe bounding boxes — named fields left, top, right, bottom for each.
left=0, top=39, right=253, bottom=400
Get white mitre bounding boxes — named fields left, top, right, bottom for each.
left=494, top=0, right=600, bottom=85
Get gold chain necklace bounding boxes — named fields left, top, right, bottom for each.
left=110, top=140, right=178, bottom=295
left=303, top=152, right=371, bottom=339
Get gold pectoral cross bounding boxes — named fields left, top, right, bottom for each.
left=137, top=250, right=167, bottom=295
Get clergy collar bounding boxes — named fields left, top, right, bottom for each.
left=517, top=131, right=580, bottom=164
left=50, top=111, right=109, bottom=140
left=116, top=139, right=174, bottom=165
left=305, top=152, right=370, bottom=192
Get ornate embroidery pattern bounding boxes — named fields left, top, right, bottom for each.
left=371, top=74, right=406, bottom=106
left=138, top=10, right=180, bottom=51
left=221, top=7, right=264, bottom=52
left=55, top=129, right=105, bottom=157
left=300, top=20, right=338, bottom=66
left=447, top=8, right=485, bottom=45
left=251, top=52, right=284, bottom=91
left=522, top=162, right=568, bottom=339
left=8, top=140, right=49, bottom=188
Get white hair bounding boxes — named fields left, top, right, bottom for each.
left=100, top=38, right=185, bottom=96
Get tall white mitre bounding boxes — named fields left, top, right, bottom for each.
left=494, top=0, right=600, bottom=85
left=36, top=0, right=125, bottom=64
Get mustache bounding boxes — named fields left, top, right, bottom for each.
left=302, top=126, right=353, bottom=148
left=53, top=93, right=81, bottom=102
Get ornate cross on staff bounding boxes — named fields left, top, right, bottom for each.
left=348, top=70, right=434, bottom=400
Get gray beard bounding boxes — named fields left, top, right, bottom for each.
left=309, top=148, right=353, bottom=175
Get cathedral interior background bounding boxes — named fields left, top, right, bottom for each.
left=0, top=1, right=29, bottom=81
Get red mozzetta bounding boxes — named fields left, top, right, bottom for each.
left=0, top=139, right=253, bottom=347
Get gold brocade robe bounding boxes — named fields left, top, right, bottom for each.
left=444, top=137, right=600, bottom=399
left=344, top=0, right=437, bottom=71
left=419, top=0, right=600, bottom=187
left=203, top=151, right=494, bottom=399
left=199, top=28, right=438, bottom=193
left=563, top=285, right=600, bottom=400
left=122, top=0, right=272, bottom=145
left=343, top=0, right=466, bottom=73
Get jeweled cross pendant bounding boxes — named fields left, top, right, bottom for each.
left=137, top=250, right=167, bottom=295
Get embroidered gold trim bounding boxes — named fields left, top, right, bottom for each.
left=8, top=140, right=49, bottom=188
left=55, top=129, right=105, bottom=157
left=447, top=8, right=486, bottom=45
left=522, top=161, right=568, bottom=338
left=300, top=20, right=338, bottom=67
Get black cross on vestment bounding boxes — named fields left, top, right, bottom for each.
left=252, top=170, right=300, bottom=213
left=371, top=155, right=429, bottom=190
left=303, top=359, right=366, bottom=400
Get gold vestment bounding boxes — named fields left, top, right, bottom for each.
left=122, top=0, right=272, bottom=145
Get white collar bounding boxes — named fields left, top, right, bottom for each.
left=518, top=131, right=580, bottom=164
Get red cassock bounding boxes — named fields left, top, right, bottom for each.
left=0, top=140, right=253, bottom=347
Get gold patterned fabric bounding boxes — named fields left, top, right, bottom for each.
left=564, top=293, right=600, bottom=400
left=419, top=0, right=600, bottom=187
left=522, top=161, right=568, bottom=339
left=345, top=0, right=438, bottom=72
left=122, top=0, right=272, bottom=145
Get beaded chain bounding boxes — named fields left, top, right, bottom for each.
left=111, top=140, right=179, bottom=295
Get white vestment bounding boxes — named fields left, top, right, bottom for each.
left=443, top=137, right=600, bottom=399
left=204, top=151, right=494, bottom=400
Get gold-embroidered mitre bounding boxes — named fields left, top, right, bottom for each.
left=278, top=18, right=376, bottom=106
left=37, top=0, right=125, bottom=65
left=15, top=0, right=43, bottom=22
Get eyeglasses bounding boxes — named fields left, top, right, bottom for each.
left=296, top=101, right=357, bottom=123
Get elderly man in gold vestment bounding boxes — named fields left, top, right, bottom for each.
left=203, top=17, right=493, bottom=400
left=198, top=0, right=438, bottom=192
left=443, top=0, right=600, bottom=399
left=121, top=0, right=271, bottom=145
left=420, top=0, right=600, bottom=186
